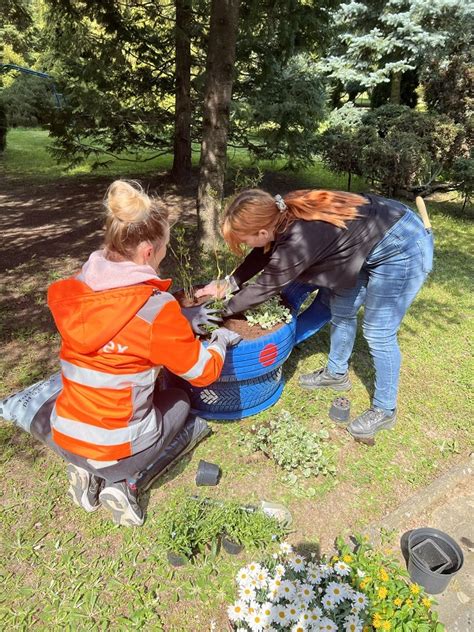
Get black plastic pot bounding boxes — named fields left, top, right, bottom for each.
left=195, top=459, right=221, bottom=486
left=166, top=551, right=187, bottom=567
left=221, top=536, right=244, bottom=555
left=329, top=396, right=351, bottom=423
left=407, top=527, right=464, bottom=594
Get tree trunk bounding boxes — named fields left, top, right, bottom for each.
left=197, top=0, right=240, bottom=248
left=171, top=0, right=192, bottom=183
left=390, top=71, right=402, bottom=105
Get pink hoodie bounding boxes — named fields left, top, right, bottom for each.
left=81, top=250, right=164, bottom=291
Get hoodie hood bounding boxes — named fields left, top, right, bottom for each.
left=48, top=273, right=172, bottom=354
left=81, top=250, right=161, bottom=291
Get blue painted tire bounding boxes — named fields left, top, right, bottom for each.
left=165, top=282, right=330, bottom=420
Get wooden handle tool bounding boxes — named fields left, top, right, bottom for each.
left=415, top=196, right=432, bottom=230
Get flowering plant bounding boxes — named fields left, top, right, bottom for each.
left=227, top=538, right=445, bottom=631
left=227, top=542, right=369, bottom=631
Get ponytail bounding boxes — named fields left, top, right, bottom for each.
left=104, top=180, right=169, bottom=259
left=223, top=188, right=367, bottom=256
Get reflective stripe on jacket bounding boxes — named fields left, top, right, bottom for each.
left=47, top=277, right=224, bottom=461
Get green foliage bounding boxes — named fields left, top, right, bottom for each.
left=319, top=105, right=465, bottom=195
left=156, top=493, right=286, bottom=559
left=0, top=103, right=7, bottom=152
left=450, top=155, right=474, bottom=211
left=244, top=410, right=335, bottom=484
left=169, top=226, right=195, bottom=302
left=245, top=297, right=293, bottom=330
left=336, top=537, right=444, bottom=630
left=1, top=75, right=56, bottom=127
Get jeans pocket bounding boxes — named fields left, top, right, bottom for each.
left=417, top=231, right=434, bottom=274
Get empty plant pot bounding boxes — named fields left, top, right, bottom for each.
left=195, top=459, right=221, bottom=486
left=221, top=536, right=244, bottom=555
left=166, top=551, right=187, bottom=567
left=329, top=397, right=351, bottom=423
left=407, top=527, right=464, bottom=594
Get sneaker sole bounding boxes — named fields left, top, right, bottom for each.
left=66, top=464, right=100, bottom=513
left=141, top=424, right=211, bottom=493
left=348, top=418, right=397, bottom=442
left=299, top=381, right=352, bottom=392
left=99, top=488, right=144, bottom=527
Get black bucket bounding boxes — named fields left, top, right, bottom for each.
left=407, top=527, right=464, bottom=594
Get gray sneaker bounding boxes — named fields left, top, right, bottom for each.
left=99, top=481, right=144, bottom=527
left=66, top=464, right=103, bottom=513
left=348, top=407, right=397, bottom=442
left=299, top=367, right=352, bottom=391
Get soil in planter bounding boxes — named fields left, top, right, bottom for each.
left=173, top=287, right=286, bottom=340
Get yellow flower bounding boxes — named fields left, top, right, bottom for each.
left=406, top=598, right=413, bottom=607
left=381, top=622, right=391, bottom=631
left=423, top=597, right=432, bottom=608
left=378, top=586, right=388, bottom=599
left=393, top=597, right=403, bottom=607
left=363, top=627, right=371, bottom=632
left=410, top=583, right=421, bottom=595
left=379, top=568, right=389, bottom=582
left=332, top=555, right=339, bottom=562
left=372, top=615, right=382, bottom=629
left=343, top=554, right=353, bottom=563
left=384, top=548, right=392, bottom=555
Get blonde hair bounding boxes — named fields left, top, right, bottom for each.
left=103, top=180, right=169, bottom=258
left=222, top=188, right=367, bottom=255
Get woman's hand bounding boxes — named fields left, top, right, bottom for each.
left=195, top=279, right=230, bottom=299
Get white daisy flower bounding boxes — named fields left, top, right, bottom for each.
left=356, top=569, right=365, bottom=578
left=274, top=564, right=286, bottom=578
left=333, top=561, right=351, bottom=576
left=227, top=601, right=248, bottom=622
left=237, top=567, right=251, bottom=584
left=351, top=592, right=368, bottom=610
left=308, top=606, right=323, bottom=623
left=246, top=609, right=265, bottom=631
left=344, top=614, right=362, bottom=632
left=239, top=585, right=257, bottom=602
left=268, top=577, right=283, bottom=593
left=273, top=605, right=289, bottom=626
left=325, top=581, right=347, bottom=604
left=290, top=624, right=307, bottom=632
left=318, top=563, right=332, bottom=577
left=247, top=601, right=259, bottom=617
left=266, top=588, right=279, bottom=602
left=278, top=580, right=297, bottom=600
left=320, top=617, right=338, bottom=632
left=254, top=567, right=269, bottom=588
left=288, top=554, right=306, bottom=572
left=298, top=583, right=315, bottom=603
left=286, top=602, right=300, bottom=622
left=306, top=565, right=324, bottom=585
left=280, top=542, right=293, bottom=554
left=322, top=594, right=336, bottom=611
left=259, top=602, right=274, bottom=625
left=247, top=562, right=262, bottom=576
left=298, top=609, right=311, bottom=624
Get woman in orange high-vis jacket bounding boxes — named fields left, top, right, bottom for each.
left=47, top=180, right=240, bottom=526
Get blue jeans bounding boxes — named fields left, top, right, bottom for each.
left=325, top=209, right=434, bottom=411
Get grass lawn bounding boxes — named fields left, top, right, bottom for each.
left=0, top=129, right=473, bottom=629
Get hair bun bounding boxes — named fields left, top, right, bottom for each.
left=106, top=180, right=151, bottom=224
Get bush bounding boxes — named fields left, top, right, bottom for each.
left=450, top=155, right=474, bottom=212
left=319, top=104, right=466, bottom=196
left=1, top=74, right=55, bottom=128
left=0, top=102, right=7, bottom=152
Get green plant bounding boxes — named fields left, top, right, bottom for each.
left=169, top=226, right=195, bottom=302
left=245, top=297, right=293, bottom=330
left=222, top=502, right=286, bottom=548
left=156, top=494, right=286, bottom=560
left=336, top=536, right=445, bottom=631
left=244, top=410, right=335, bottom=484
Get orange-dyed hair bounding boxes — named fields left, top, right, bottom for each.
left=222, top=188, right=368, bottom=256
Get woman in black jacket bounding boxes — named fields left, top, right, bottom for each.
left=198, top=188, right=434, bottom=442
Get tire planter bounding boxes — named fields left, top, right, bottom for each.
left=164, top=281, right=331, bottom=420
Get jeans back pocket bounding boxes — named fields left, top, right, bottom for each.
left=417, top=231, right=434, bottom=274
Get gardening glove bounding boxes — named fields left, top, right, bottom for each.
left=209, top=327, right=242, bottom=348
left=181, top=301, right=223, bottom=335
left=195, top=275, right=239, bottom=299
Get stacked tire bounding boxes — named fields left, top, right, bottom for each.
left=164, top=282, right=330, bottom=420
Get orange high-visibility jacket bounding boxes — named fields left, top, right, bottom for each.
left=47, top=277, right=224, bottom=461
